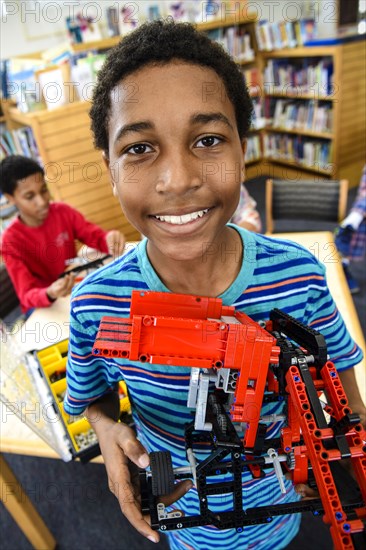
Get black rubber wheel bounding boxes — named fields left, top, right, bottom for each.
left=217, top=413, right=228, bottom=434
left=150, top=451, right=175, bottom=497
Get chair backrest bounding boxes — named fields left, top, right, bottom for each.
left=0, top=264, right=20, bottom=320
left=265, top=178, right=349, bottom=234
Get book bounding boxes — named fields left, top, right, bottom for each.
left=285, top=21, right=297, bottom=48
left=278, top=21, right=288, bottom=49
left=36, top=66, right=68, bottom=110
left=8, top=68, right=44, bottom=113
left=0, top=135, right=12, bottom=155
left=260, top=21, right=274, bottom=51
left=300, top=19, right=317, bottom=45
left=293, top=21, right=302, bottom=46
left=2, top=129, right=16, bottom=153
left=106, top=6, right=120, bottom=36
left=271, top=23, right=282, bottom=50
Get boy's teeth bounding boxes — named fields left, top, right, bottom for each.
left=155, top=208, right=208, bottom=225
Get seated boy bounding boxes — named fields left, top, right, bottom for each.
left=0, top=155, right=125, bottom=313
left=64, top=21, right=365, bottom=549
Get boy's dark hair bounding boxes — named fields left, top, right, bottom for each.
left=0, top=155, right=44, bottom=195
left=90, top=20, right=253, bottom=155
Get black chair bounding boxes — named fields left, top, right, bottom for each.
left=0, top=264, right=20, bottom=321
left=265, top=178, right=349, bottom=234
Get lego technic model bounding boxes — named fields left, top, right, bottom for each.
left=92, top=291, right=366, bottom=550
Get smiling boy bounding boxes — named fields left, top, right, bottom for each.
left=64, top=21, right=365, bottom=549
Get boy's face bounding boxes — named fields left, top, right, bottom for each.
left=6, top=173, right=50, bottom=227
left=105, top=61, right=246, bottom=263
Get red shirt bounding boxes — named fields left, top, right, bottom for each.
left=1, top=202, right=108, bottom=312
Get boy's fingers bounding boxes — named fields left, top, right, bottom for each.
left=160, top=479, right=194, bottom=507
left=137, top=480, right=193, bottom=540
left=284, top=474, right=319, bottom=500
left=106, top=458, right=159, bottom=543
left=294, top=483, right=319, bottom=499
left=122, top=438, right=150, bottom=469
left=114, top=478, right=159, bottom=543
left=125, top=505, right=159, bottom=543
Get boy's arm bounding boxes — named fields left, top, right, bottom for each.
left=3, top=254, right=56, bottom=310
left=5, top=252, right=77, bottom=309
left=67, top=204, right=125, bottom=256
left=338, top=367, right=366, bottom=427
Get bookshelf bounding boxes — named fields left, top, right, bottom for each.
left=260, top=39, right=366, bottom=185
left=197, top=18, right=366, bottom=186
left=70, top=36, right=121, bottom=53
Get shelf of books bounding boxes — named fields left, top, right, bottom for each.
left=255, top=18, right=317, bottom=52
left=260, top=38, right=365, bottom=185
left=0, top=100, right=42, bottom=164
left=200, top=15, right=257, bottom=64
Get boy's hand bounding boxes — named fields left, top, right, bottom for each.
left=105, top=230, right=126, bottom=257
left=46, top=273, right=76, bottom=301
left=294, top=483, right=319, bottom=500
left=97, top=419, right=192, bottom=543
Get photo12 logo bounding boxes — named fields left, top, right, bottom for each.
left=200, top=1, right=336, bottom=25
left=2, top=2, right=103, bottom=24
left=1, top=1, right=142, bottom=25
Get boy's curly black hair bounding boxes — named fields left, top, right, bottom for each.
left=0, top=155, right=44, bottom=195
left=90, top=19, right=253, bottom=155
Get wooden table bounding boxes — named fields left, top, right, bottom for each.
left=274, top=232, right=365, bottom=390
left=1, top=232, right=365, bottom=549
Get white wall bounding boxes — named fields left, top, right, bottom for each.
left=0, top=0, right=339, bottom=60
left=1, top=0, right=110, bottom=58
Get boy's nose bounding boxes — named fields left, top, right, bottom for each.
left=155, top=152, right=201, bottom=195
left=35, top=194, right=48, bottom=207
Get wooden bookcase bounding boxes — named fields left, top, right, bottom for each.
left=260, top=39, right=366, bottom=186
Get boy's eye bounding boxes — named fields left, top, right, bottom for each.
left=125, top=143, right=153, bottom=155
left=196, top=136, right=221, bottom=148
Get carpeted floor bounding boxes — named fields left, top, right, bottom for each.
left=1, top=178, right=365, bottom=550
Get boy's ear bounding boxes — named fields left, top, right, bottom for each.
left=102, top=152, right=118, bottom=198
left=4, top=193, right=15, bottom=205
left=102, top=151, right=110, bottom=170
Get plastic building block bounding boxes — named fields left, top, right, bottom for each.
left=93, top=291, right=366, bottom=549
left=35, top=340, right=130, bottom=461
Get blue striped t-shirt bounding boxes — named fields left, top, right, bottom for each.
left=65, top=225, right=362, bottom=550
